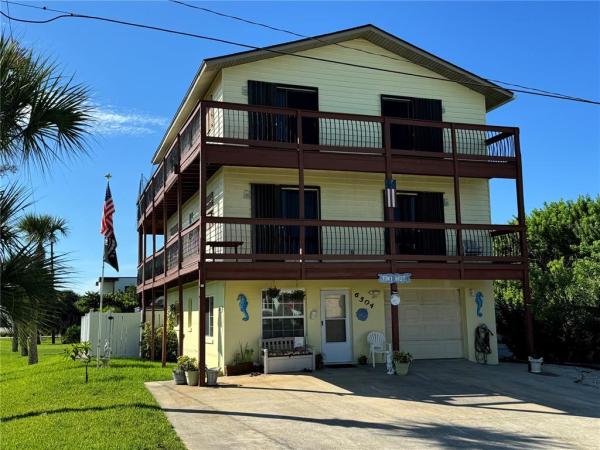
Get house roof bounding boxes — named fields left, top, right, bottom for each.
left=151, top=24, right=513, bottom=163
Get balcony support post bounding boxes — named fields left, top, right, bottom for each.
left=297, top=111, right=305, bottom=278
left=152, top=203, right=156, bottom=283
left=197, top=103, right=207, bottom=386
left=177, top=164, right=184, bottom=356
left=451, top=124, right=464, bottom=277
left=161, top=198, right=168, bottom=368
left=514, top=128, right=534, bottom=355
left=150, top=288, right=155, bottom=361
left=384, top=118, right=400, bottom=352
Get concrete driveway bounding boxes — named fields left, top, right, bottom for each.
left=146, top=360, right=599, bottom=449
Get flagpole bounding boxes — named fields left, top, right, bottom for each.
left=97, top=173, right=112, bottom=368
left=97, top=258, right=105, bottom=368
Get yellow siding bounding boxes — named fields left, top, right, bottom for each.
left=222, top=38, right=486, bottom=124
left=221, top=166, right=490, bottom=255
left=166, top=168, right=225, bottom=239
left=223, top=279, right=497, bottom=366
left=167, top=280, right=225, bottom=369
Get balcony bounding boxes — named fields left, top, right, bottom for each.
left=137, top=101, right=520, bottom=222
left=137, top=218, right=525, bottom=288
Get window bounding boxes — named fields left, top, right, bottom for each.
left=187, top=298, right=193, bottom=330
left=205, top=296, right=214, bottom=338
left=261, top=290, right=305, bottom=339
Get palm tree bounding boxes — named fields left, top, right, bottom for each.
left=0, top=35, right=93, bottom=173
left=18, top=214, right=68, bottom=361
left=0, top=187, right=64, bottom=361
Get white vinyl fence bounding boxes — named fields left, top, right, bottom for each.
left=81, top=312, right=142, bottom=357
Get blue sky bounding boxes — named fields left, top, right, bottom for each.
left=3, top=1, right=599, bottom=293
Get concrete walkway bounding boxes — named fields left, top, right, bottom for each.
left=146, top=360, right=599, bottom=449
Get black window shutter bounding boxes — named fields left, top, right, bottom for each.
left=251, top=183, right=281, bottom=218
left=416, top=192, right=446, bottom=255
left=248, top=81, right=278, bottom=141
left=413, top=98, right=443, bottom=152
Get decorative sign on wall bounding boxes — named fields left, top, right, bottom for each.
left=354, top=292, right=375, bottom=309
left=356, top=308, right=369, bottom=321
left=237, top=294, right=249, bottom=321
left=377, top=273, right=412, bottom=284
left=475, top=291, right=484, bottom=317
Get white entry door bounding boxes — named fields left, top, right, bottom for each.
left=321, top=290, right=352, bottom=364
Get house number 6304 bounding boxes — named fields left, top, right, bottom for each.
left=354, top=292, right=375, bottom=309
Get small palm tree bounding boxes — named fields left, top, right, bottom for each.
left=17, top=214, right=68, bottom=361
left=0, top=35, right=93, bottom=172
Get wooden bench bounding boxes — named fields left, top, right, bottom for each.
left=259, top=337, right=315, bottom=374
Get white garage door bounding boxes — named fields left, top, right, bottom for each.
left=388, top=289, right=464, bottom=359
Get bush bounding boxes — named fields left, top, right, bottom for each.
left=140, top=323, right=177, bottom=362
left=62, top=325, right=81, bottom=344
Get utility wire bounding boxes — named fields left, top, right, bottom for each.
left=3, top=0, right=14, bottom=38
left=168, top=0, right=594, bottom=104
left=3, top=3, right=599, bottom=106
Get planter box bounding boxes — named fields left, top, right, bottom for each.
left=264, top=353, right=314, bottom=374
left=225, top=361, right=254, bottom=376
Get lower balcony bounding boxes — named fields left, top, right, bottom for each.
left=137, top=218, right=526, bottom=289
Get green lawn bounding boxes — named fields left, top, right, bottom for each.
left=0, top=339, right=185, bottom=449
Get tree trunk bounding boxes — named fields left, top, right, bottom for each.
left=11, top=325, right=18, bottom=352
left=20, top=329, right=28, bottom=356
left=28, top=324, right=39, bottom=364
left=37, top=332, right=41, bottom=344
left=51, top=330, right=56, bottom=344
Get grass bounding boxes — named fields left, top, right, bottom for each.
left=0, top=338, right=185, bottom=449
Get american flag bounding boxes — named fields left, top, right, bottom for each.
left=101, top=183, right=119, bottom=271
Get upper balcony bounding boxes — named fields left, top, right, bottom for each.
left=137, top=101, right=520, bottom=222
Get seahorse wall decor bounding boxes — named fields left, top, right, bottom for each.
left=238, top=294, right=249, bottom=321
left=475, top=291, right=484, bottom=317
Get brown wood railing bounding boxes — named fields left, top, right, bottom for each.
left=137, top=218, right=524, bottom=284
left=137, top=101, right=518, bottom=219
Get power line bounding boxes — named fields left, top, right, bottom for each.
left=3, top=0, right=14, bottom=38
left=168, top=0, right=594, bottom=104
left=3, top=4, right=599, bottom=106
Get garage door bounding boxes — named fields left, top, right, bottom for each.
left=387, top=289, right=464, bottom=359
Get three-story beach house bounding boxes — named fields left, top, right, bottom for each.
left=136, top=25, right=533, bottom=384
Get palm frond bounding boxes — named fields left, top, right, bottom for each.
left=0, top=34, right=94, bottom=172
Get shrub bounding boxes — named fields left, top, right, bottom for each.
left=140, top=323, right=177, bottom=362
left=62, top=325, right=81, bottom=344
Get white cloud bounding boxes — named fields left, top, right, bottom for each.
left=91, top=106, right=168, bottom=136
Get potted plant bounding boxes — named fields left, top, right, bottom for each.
left=392, top=351, right=413, bottom=375
left=173, top=356, right=188, bottom=385
left=265, top=287, right=280, bottom=299
left=286, top=289, right=305, bottom=302
left=180, top=355, right=199, bottom=385
left=358, top=355, right=368, bottom=365
left=225, top=343, right=255, bottom=376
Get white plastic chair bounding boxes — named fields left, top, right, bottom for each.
left=367, top=331, right=391, bottom=368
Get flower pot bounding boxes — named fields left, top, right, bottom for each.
left=172, top=371, right=187, bottom=385
left=225, top=361, right=254, bottom=376
left=185, top=370, right=199, bottom=386
left=393, top=361, right=410, bottom=375
left=206, top=367, right=219, bottom=386
left=528, top=357, right=543, bottom=374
